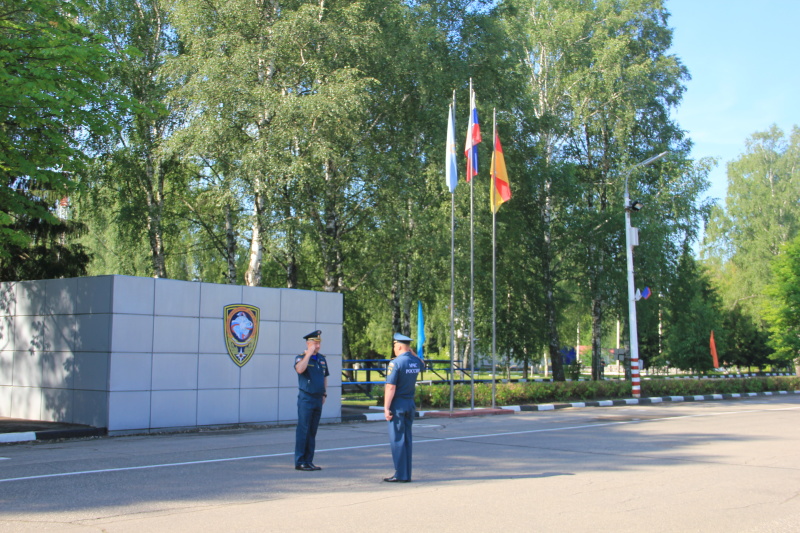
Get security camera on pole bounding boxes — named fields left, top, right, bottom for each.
left=624, top=151, right=667, bottom=398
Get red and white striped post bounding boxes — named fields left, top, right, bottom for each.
left=623, top=152, right=668, bottom=399
left=624, top=201, right=641, bottom=398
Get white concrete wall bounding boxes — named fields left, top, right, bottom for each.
left=0, top=276, right=343, bottom=433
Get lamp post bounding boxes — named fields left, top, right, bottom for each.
left=624, top=151, right=667, bottom=398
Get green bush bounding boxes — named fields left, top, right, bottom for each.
left=368, top=376, right=799, bottom=409
left=405, top=376, right=799, bottom=408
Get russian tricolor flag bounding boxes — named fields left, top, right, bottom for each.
left=464, top=88, right=481, bottom=182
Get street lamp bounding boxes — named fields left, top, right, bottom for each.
left=624, top=151, right=667, bottom=398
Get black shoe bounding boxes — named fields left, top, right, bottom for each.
left=383, top=476, right=410, bottom=483
left=295, top=464, right=315, bottom=471
left=306, top=463, right=322, bottom=470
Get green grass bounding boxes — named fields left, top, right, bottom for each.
left=341, top=397, right=378, bottom=407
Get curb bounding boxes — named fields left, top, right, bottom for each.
left=0, top=426, right=106, bottom=444
left=341, top=390, right=800, bottom=421
left=507, top=390, right=800, bottom=411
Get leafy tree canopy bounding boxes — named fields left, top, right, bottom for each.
left=0, top=0, right=119, bottom=260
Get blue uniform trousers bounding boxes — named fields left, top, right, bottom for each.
left=295, top=392, right=323, bottom=466
left=388, top=398, right=415, bottom=481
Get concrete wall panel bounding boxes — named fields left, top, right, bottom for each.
left=0, top=350, right=12, bottom=386
left=74, top=313, right=112, bottom=352
left=151, top=390, right=197, bottom=429
left=110, top=314, right=153, bottom=353
left=280, top=290, right=315, bottom=324
left=254, top=320, right=280, bottom=356
left=109, top=353, right=152, bottom=392
left=239, top=388, right=279, bottom=424
left=73, top=390, right=108, bottom=427
left=197, top=389, right=239, bottom=425
left=16, top=281, right=46, bottom=316
left=1, top=276, right=343, bottom=433
left=111, top=276, right=154, bottom=315
left=279, top=321, right=316, bottom=356
left=14, top=315, right=47, bottom=353
left=244, top=287, right=281, bottom=322
left=13, top=351, right=41, bottom=387
left=45, top=278, right=78, bottom=316
left=77, top=276, right=113, bottom=315
left=0, top=282, right=16, bottom=316
left=40, top=351, right=73, bottom=389
left=316, top=291, right=344, bottom=325
left=108, top=391, right=151, bottom=431
left=0, top=385, right=10, bottom=414
left=44, top=314, right=77, bottom=352
left=200, top=284, right=243, bottom=319
left=0, top=315, right=14, bottom=352
left=198, top=317, right=225, bottom=355
left=151, top=353, right=198, bottom=391
left=11, top=386, right=42, bottom=420
left=154, top=279, right=200, bottom=317
left=153, top=316, right=199, bottom=354
left=41, top=387, right=73, bottom=422
left=198, top=353, right=240, bottom=389
left=277, top=387, right=298, bottom=423
left=73, top=352, right=110, bottom=391
left=240, top=354, right=280, bottom=389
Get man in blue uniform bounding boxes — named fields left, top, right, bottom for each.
left=295, top=330, right=329, bottom=471
left=383, top=332, right=425, bottom=482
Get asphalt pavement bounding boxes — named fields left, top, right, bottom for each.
left=2, top=396, right=800, bottom=532
left=3, top=389, right=798, bottom=444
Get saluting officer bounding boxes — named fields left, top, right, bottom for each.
left=383, top=332, right=425, bottom=483
left=294, top=330, right=329, bottom=471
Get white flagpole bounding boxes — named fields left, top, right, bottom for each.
left=449, top=91, right=456, bottom=414
left=491, top=109, right=497, bottom=409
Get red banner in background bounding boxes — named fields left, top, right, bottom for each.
left=710, top=330, right=719, bottom=368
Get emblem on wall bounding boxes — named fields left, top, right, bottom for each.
left=223, top=304, right=260, bottom=367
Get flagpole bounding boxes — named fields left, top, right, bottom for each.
left=449, top=91, right=456, bottom=414
left=466, top=85, right=475, bottom=411
left=450, top=188, right=456, bottom=411
left=469, top=79, right=476, bottom=414
left=491, top=109, right=497, bottom=409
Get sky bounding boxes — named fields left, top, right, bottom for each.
left=666, top=0, right=800, bottom=205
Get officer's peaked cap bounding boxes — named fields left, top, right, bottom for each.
left=393, top=332, right=413, bottom=344
left=303, top=330, right=322, bottom=341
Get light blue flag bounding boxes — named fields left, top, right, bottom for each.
left=417, top=300, right=426, bottom=359
left=445, top=104, right=458, bottom=193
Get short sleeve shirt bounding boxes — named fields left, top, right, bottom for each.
left=386, top=351, right=425, bottom=400
left=295, top=353, right=329, bottom=396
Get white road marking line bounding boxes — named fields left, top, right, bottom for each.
left=1, top=405, right=798, bottom=484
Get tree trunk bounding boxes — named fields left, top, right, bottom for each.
left=144, top=155, right=167, bottom=279
left=542, top=175, right=564, bottom=381
left=244, top=185, right=264, bottom=287
left=284, top=203, right=298, bottom=289
left=391, top=276, right=400, bottom=349
left=460, top=340, right=470, bottom=379
left=591, top=295, right=603, bottom=380
left=321, top=159, right=342, bottom=293
left=401, top=260, right=411, bottom=336
left=225, top=202, right=236, bottom=284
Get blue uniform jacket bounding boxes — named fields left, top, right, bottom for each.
left=295, top=353, right=329, bottom=396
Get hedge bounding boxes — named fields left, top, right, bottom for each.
left=370, top=376, right=800, bottom=409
